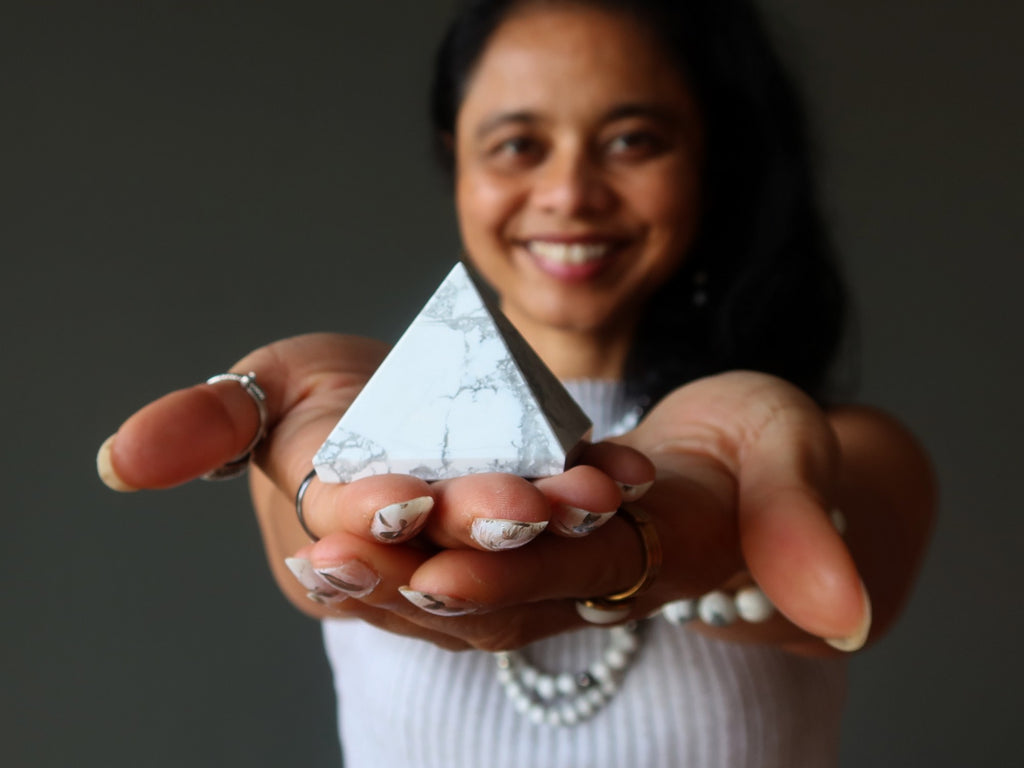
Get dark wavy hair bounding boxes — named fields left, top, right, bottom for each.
left=430, top=0, right=846, bottom=406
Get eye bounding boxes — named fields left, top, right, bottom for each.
left=495, top=136, right=535, bottom=155
left=485, top=134, right=545, bottom=171
left=605, top=130, right=667, bottom=161
left=491, top=135, right=541, bottom=158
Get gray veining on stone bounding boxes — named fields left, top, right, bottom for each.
left=312, top=262, right=592, bottom=483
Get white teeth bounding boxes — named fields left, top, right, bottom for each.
left=527, top=241, right=610, bottom=264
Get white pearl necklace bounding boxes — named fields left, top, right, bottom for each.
left=493, top=585, right=780, bottom=726
left=494, top=622, right=642, bottom=726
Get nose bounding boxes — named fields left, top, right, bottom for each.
left=532, top=146, right=614, bottom=218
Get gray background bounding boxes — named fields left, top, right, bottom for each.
left=3, top=1, right=1021, bottom=765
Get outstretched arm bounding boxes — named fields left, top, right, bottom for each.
left=99, top=335, right=935, bottom=655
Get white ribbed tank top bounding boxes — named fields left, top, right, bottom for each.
left=322, top=380, right=846, bottom=767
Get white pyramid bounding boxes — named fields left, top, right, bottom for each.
left=313, top=262, right=592, bottom=483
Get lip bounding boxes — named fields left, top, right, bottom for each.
left=516, top=235, right=626, bottom=282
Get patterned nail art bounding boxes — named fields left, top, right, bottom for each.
left=285, top=557, right=348, bottom=605
left=371, top=496, right=434, bottom=542
left=618, top=480, right=653, bottom=502
left=471, top=518, right=547, bottom=550
left=551, top=506, right=616, bottom=537
left=315, top=560, right=381, bottom=598
left=398, top=587, right=479, bottom=616
left=305, top=590, right=348, bottom=606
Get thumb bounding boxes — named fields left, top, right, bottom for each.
left=97, top=374, right=268, bottom=491
left=738, top=402, right=870, bottom=652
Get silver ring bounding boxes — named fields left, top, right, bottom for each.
left=295, top=469, right=320, bottom=542
left=201, top=371, right=268, bottom=481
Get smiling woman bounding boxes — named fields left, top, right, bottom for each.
left=97, top=1, right=935, bottom=767
left=453, top=4, right=702, bottom=379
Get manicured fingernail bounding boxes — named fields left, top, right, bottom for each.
left=315, top=560, right=381, bottom=598
left=618, top=480, right=653, bottom=502
left=398, top=587, right=479, bottom=616
left=96, top=434, right=137, bottom=492
left=305, top=589, right=348, bottom=606
left=285, top=557, right=348, bottom=605
left=829, top=508, right=847, bottom=535
left=371, top=497, right=433, bottom=542
left=551, top=505, right=615, bottom=537
left=470, top=518, right=547, bottom=550
left=826, top=581, right=872, bottom=652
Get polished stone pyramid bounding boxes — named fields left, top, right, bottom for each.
left=313, top=262, right=592, bottom=483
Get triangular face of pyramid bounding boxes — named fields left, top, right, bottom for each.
left=313, top=262, right=593, bottom=483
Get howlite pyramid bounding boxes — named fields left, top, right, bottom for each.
left=313, top=262, right=592, bottom=483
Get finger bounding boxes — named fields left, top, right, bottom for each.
left=307, top=532, right=432, bottom=607
left=98, top=377, right=268, bottom=490
left=382, top=599, right=582, bottom=652
left=737, top=401, right=869, bottom=651
left=424, top=473, right=552, bottom=551
left=741, top=490, right=869, bottom=651
left=298, top=530, right=512, bottom=638
left=313, top=534, right=587, bottom=650
left=312, top=463, right=623, bottom=553
left=328, top=588, right=581, bottom=653
left=301, top=473, right=437, bottom=544
left=282, top=541, right=474, bottom=650
left=574, top=441, right=656, bottom=501
left=403, top=512, right=649, bottom=611
left=533, top=465, right=621, bottom=537
left=96, top=333, right=388, bottom=491
left=312, top=461, right=626, bottom=550
left=283, top=543, right=352, bottom=607
left=294, top=528, right=621, bottom=651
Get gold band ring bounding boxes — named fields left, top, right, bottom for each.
left=575, top=504, right=662, bottom=624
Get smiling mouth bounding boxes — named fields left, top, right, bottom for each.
left=524, top=240, right=613, bottom=265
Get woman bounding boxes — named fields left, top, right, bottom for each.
left=97, top=1, right=935, bottom=765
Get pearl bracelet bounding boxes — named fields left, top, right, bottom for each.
left=661, top=584, right=776, bottom=627
left=660, top=507, right=846, bottom=628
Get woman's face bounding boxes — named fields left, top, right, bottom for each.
left=454, top=3, right=703, bottom=346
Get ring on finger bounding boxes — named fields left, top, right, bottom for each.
left=295, top=468, right=321, bottom=542
left=575, top=504, right=662, bottom=624
left=201, top=371, right=268, bottom=481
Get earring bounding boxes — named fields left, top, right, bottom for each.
left=692, top=270, right=709, bottom=307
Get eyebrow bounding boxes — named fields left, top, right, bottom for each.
left=603, top=102, right=685, bottom=125
left=474, top=111, right=538, bottom=140
left=473, top=102, right=686, bottom=140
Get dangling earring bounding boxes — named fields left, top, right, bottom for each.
left=692, top=270, right=709, bottom=308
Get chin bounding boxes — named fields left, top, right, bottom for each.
left=516, top=301, right=617, bottom=336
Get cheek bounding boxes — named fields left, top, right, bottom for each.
left=642, top=171, right=701, bottom=248
left=619, top=171, right=700, bottom=291
left=647, top=159, right=700, bottom=217
left=456, top=171, right=522, bottom=246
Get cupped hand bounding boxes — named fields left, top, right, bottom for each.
left=97, top=333, right=658, bottom=650
left=620, top=371, right=875, bottom=654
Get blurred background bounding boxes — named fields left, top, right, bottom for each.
left=3, top=1, right=1020, bottom=765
